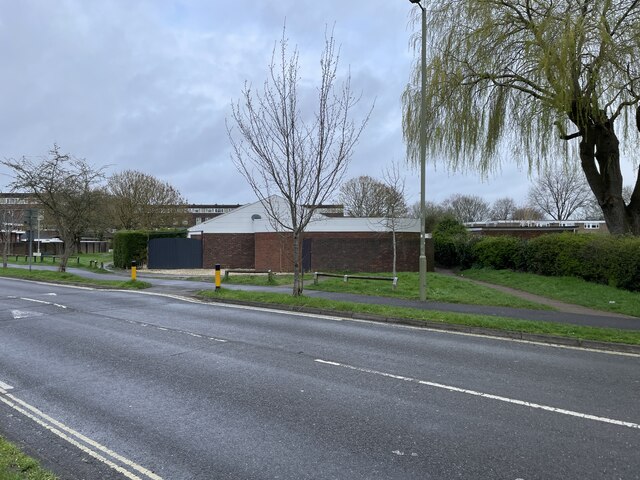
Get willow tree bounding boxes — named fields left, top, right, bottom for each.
left=403, top=0, right=640, bottom=234
left=229, top=27, right=371, bottom=296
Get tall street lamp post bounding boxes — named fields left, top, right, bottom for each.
left=409, top=0, right=427, bottom=301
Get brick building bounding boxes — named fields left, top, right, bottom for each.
left=188, top=196, right=431, bottom=273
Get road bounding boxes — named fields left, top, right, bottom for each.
left=0, top=277, right=638, bottom=479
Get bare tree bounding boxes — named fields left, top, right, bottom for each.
left=529, top=164, right=593, bottom=221
left=228, top=26, right=371, bottom=295
left=339, top=176, right=388, bottom=216
left=381, top=162, right=409, bottom=276
left=512, top=206, right=546, bottom=221
left=410, top=201, right=452, bottom=233
left=490, top=197, right=517, bottom=221
left=107, top=170, right=188, bottom=230
left=2, top=145, right=105, bottom=271
left=1, top=205, right=22, bottom=268
left=443, top=194, right=490, bottom=223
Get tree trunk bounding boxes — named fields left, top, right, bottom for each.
left=292, top=231, right=303, bottom=296
left=578, top=122, right=640, bottom=234
left=392, top=229, right=397, bottom=277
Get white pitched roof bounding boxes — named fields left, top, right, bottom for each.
left=188, top=196, right=419, bottom=235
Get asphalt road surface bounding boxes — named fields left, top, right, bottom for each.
left=0, top=277, right=638, bottom=479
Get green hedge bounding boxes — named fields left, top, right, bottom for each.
left=112, top=229, right=187, bottom=269
left=433, top=217, right=472, bottom=268
left=467, top=232, right=640, bottom=292
left=472, top=236, right=526, bottom=271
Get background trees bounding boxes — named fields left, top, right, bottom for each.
left=339, top=176, right=388, bottom=217
left=2, top=145, right=104, bottom=271
left=490, top=197, right=517, bottom=221
left=528, top=164, right=593, bottom=221
left=229, top=27, right=371, bottom=296
left=402, top=0, right=640, bottom=234
left=107, top=170, right=187, bottom=230
left=443, top=194, right=490, bottom=223
left=339, top=175, right=408, bottom=218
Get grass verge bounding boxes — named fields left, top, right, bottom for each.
left=0, top=267, right=151, bottom=290
left=198, top=289, right=640, bottom=346
left=3, top=253, right=113, bottom=274
left=188, top=274, right=295, bottom=287
left=0, top=436, right=57, bottom=480
left=306, top=271, right=550, bottom=310
left=461, top=268, right=640, bottom=318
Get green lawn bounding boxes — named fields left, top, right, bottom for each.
left=0, top=436, right=57, bottom=480
left=306, top=271, right=550, bottom=310
left=198, top=289, right=640, bottom=346
left=3, top=252, right=112, bottom=273
left=193, top=270, right=548, bottom=309
left=461, top=268, right=640, bottom=318
left=0, top=267, right=150, bottom=290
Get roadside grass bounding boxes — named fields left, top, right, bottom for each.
left=461, top=268, right=640, bottom=318
left=0, top=436, right=57, bottom=480
left=198, top=289, right=640, bottom=345
left=3, top=253, right=113, bottom=273
left=306, top=271, right=550, bottom=310
left=0, top=267, right=151, bottom=290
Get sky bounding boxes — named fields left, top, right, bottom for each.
left=0, top=0, right=636, bottom=209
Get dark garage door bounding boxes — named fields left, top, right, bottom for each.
left=148, top=238, right=202, bottom=269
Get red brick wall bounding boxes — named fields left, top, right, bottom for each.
left=255, top=232, right=295, bottom=271
left=202, top=233, right=255, bottom=269
left=255, top=231, right=433, bottom=273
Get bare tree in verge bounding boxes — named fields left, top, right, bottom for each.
left=107, top=170, right=188, bottom=230
left=381, top=162, right=409, bottom=276
left=228, top=27, right=371, bottom=295
left=1, top=206, right=21, bottom=268
left=529, top=164, right=593, bottom=221
left=402, top=1, right=640, bottom=234
left=2, top=145, right=105, bottom=271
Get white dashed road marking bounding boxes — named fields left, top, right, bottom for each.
left=315, top=358, right=640, bottom=430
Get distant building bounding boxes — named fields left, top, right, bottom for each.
left=464, top=220, right=609, bottom=238
left=186, top=204, right=242, bottom=227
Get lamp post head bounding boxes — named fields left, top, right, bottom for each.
left=409, top=0, right=421, bottom=3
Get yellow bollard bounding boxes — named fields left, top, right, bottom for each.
left=215, top=264, right=221, bottom=290
left=131, top=260, right=137, bottom=281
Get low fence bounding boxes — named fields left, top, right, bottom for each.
left=313, top=272, right=398, bottom=289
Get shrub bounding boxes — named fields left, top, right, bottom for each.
left=607, top=236, right=640, bottom=291
left=473, top=236, right=526, bottom=270
left=433, top=217, right=471, bottom=268
left=523, top=233, right=640, bottom=292
left=525, top=233, right=593, bottom=277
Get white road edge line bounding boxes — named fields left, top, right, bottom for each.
left=0, top=387, right=162, bottom=480
left=314, top=359, right=640, bottom=430
left=0, top=381, right=13, bottom=390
